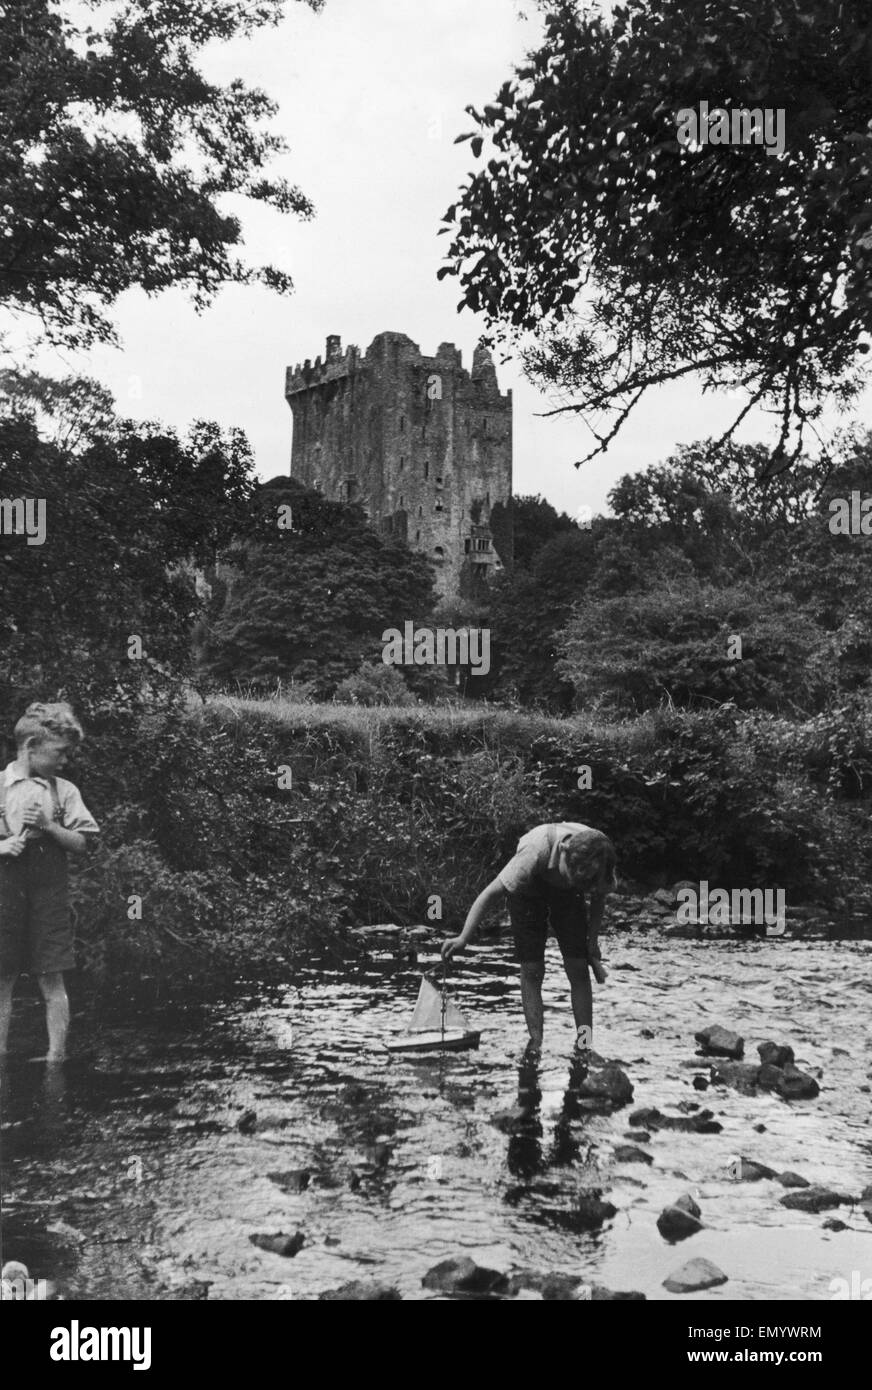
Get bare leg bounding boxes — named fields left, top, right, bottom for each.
left=0, top=975, right=17, bottom=1055
left=37, top=973, right=69, bottom=1062
left=519, top=961, right=545, bottom=1049
left=563, top=957, right=593, bottom=1042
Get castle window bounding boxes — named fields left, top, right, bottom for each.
left=415, top=530, right=420, bottom=541
left=399, top=494, right=404, bottom=508
left=464, top=538, right=471, bottom=553
left=435, top=477, right=443, bottom=488
left=424, top=459, right=429, bottom=480
left=433, top=546, right=445, bottom=563
left=399, top=456, right=405, bottom=471
left=400, top=415, right=405, bottom=433
left=435, top=499, right=444, bottom=512
left=418, top=506, right=423, bottom=517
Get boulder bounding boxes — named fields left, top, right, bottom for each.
left=575, top=1192, right=619, bottom=1230
left=236, top=1109, right=257, bottom=1134
left=652, top=888, right=677, bottom=908
left=663, top=1258, right=728, bottom=1295
left=675, top=1193, right=702, bottom=1218
left=422, top=1257, right=509, bottom=1297
left=578, top=1064, right=634, bottom=1107
left=757, top=1063, right=784, bottom=1090
left=506, top=1270, right=643, bottom=1301
left=319, top=1281, right=402, bottom=1300
left=657, top=1206, right=704, bottom=1241
left=710, top=1061, right=761, bottom=1094
left=860, top=1185, right=872, bottom=1224
left=728, top=1157, right=777, bottom=1182
left=490, top=1105, right=532, bottom=1134
left=267, top=1168, right=310, bottom=1194
left=694, top=1025, right=744, bottom=1059
left=692, top=1075, right=709, bottom=1091
left=758, top=1041, right=795, bottom=1067
left=249, top=1231, right=305, bottom=1258
left=775, top=1066, right=819, bottom=1100
left=780, top=1186, right=852, bottom=1213
left=778, top=1172, right=810, bottom=1189
left=613, top=1144, right=653, bottom=1165
left=822, top=1219, right=848, bottom=1232
left=627, top=1106, right=722, bottom=1135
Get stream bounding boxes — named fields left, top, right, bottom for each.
left=2, top=933, right=871, bottom=1300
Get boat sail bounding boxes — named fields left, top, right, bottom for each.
left=385, top=975, right=481, bottom=1053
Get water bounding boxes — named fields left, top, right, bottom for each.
left=2, top=934, right=871, bottom=1300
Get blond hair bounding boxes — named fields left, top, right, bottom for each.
left=14, top=702, right=85, bottom=750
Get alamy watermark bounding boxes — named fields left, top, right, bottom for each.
left=676, top=881, right=786, bottom=935
left=382, top=621, right=490, bottom=676
left=0, top=496, right=46, bottom=545
left=676, top=102, right=785, bottom=158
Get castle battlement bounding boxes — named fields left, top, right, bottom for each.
left=284, top=331, right=513, bottom=600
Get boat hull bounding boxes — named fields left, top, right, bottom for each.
left=384, top=1029, right=481, bottom=1054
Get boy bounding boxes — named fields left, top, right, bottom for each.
left=442, top=822, right=617, bottom=1051
left=0, top=703, right=99, bottom=1062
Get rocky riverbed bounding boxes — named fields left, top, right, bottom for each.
left=1, top=925, right=871, bottom=1300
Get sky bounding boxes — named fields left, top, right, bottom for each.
left=45, top=0, right=871, bottom=520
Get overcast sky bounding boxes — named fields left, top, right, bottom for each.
left=50, top=0, right=870, bottom=519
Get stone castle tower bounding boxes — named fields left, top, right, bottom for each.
left=285, top=332, right=513, bottom=598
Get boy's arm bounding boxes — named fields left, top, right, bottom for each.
left=442, top=877, right=505, bottom=957
left=43, top=823, right=88, bottom=855
left=586, top=889, right=606, bottom=961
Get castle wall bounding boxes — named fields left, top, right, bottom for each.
left=285, top=332, right=513, bottom=599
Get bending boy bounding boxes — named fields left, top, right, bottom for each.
left=442, top=822, right=617, bottom=1050
left=0, top=703, right=99, bottom=1062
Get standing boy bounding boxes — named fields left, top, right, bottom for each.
left=0, top=703, right=99, bottom=1062
left=442, top=823, right=617, bottom=1051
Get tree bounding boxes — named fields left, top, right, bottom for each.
left=442, top=0, right=872, bottom=471
left=0, top=378, right=257, bottom=718
left=201, top=480, right=436, bottom=695
left=0, top=0, right=322, bottom=347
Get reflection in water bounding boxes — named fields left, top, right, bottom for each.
left=1, top=937, right=871, bottom=1299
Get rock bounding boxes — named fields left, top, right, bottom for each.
left=757, top=1063, right=784, bottom=1090
left=778, top=1172, right=810, bottom=1189
left=780, top=1186, right=852, bottom=1213
left=319, top=1280, right=402, bottom=1300
left=859, top=1185, right=872, bottom=1223
left=728, top=1157, right=777, bottom=1182
left=663, top=1258, right=728, bottom=1294
left=506, top=1270, right=643, bottom=1301
left=652, top=888, right=677, bottom=908
left=756, top=1039, right=801, bottom=1067
left=675, top=1193, right=701, bottom=1218
left=657, top=1206, right=704, bottom=1241
left=753, top=1124, right=767, bottom=1132
left=628, top=1106, right=722, bottom=1135
left=613, top=1144, right=653, bottom=1165
left=694, top=1025, right=744, bottom=1059
left=422, top=1257, right=509, bottom=1297
left=267, top=1168, right=311, bottom=1194
left=625, top=1130, right=650, bottom=1142
left=236, top=1109, right=257, bottom=1134
left=664, top=923, right=700, bottom=939
left=577, top=1064, right=634, bottom=1107
left=758, top=1040, right=795, bottom=1067
left=822, top=1219, right=848, bottom=1232
left=490, top=1105, right=532, bottom=1134
left=575, top=1191, right=618, bottom=1230
left=710, top=1061, right=760, bottom=1094
left=249, top=1231, right=305, bottom=1258
left=639, top=1028, right=656, bottom=1039
left=692, top=1075, right=709, bottom=1090
left=775, top=1066, right=819, bottom=1100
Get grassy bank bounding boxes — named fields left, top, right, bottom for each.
left=67, top=695, right=872, bottom=987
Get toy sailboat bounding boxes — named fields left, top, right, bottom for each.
left=385, top=975, right=481, bottom=1053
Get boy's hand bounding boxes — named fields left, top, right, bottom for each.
left=0, top=834, right=27, bottom=857
left=21, top=805, right=50, bottom=831
left=441, top=936, right=466, bottom=961
left=590, top=960, right=608, bottom=985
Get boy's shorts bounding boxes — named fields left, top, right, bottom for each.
left=507, top=888, right=589, bottom=964
left=0, top=841, right=74, bottom=976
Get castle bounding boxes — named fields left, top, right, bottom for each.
left=285, top=332, right=513, bottom=598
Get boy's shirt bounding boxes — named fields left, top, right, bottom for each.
left=498, top=822, right=593, bottom=895
left=0, top=762, right=100, bottom=839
